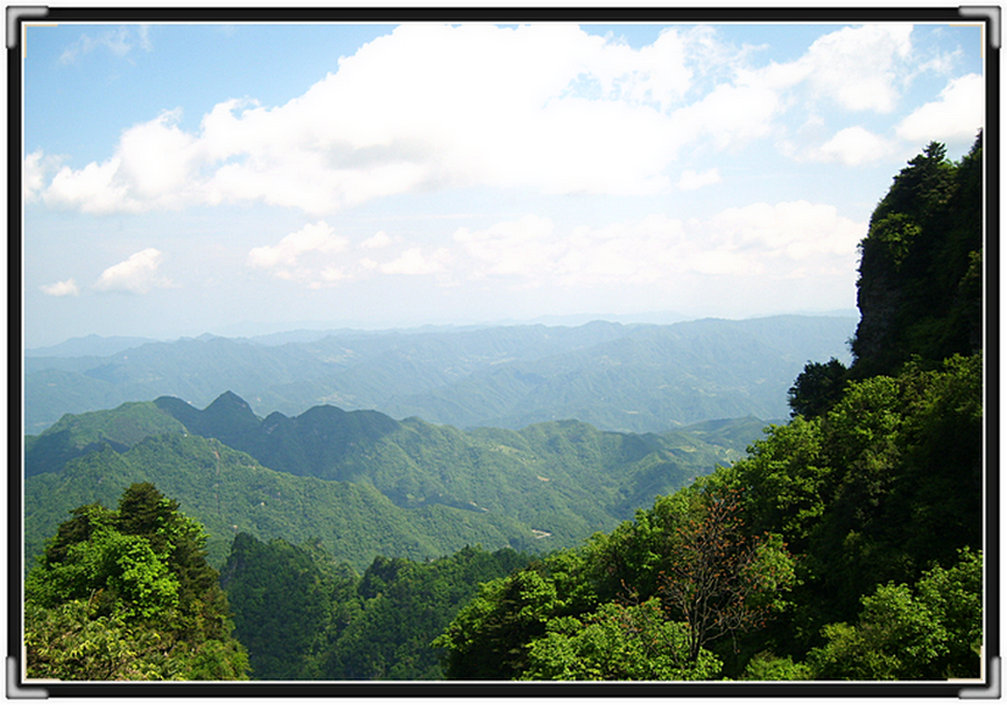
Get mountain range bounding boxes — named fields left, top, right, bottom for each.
left=24, top=314, right=855, bottom=435
left=24, top=391, right=764, bottom=571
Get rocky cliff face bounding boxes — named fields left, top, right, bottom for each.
left=849, top=136, right=983, bottom=378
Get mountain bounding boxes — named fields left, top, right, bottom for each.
left=24, top=434, right=535, bottom=572
left=380, top=315, right=854, bottom=432
left=25, top=334, right=159, bottom=358
left=24, top=393, right=764, bottom=570
left=23, top=315, right=854, bottom=434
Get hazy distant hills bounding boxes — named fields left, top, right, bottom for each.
left=24, top=392, right=761, bottom=570
left=23, top=315, right=855, bottom=434
left=24, top=333, right=161, bottom=358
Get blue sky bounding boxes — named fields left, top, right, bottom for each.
left=22, top=20, right=984, bottom=347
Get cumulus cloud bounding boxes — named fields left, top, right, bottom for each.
left=247, top=221, right=351, bottom=285
left=451, top=204, right=863, bottom=287
left=359, top=231, right=396, bottom=249
left=43, top=110, right=200, bottom=213
left=40, top=278, right=79, bottom=296
left=801, top=24, right=913, bottom=113
left=32, top=22, right=944, bottom=215
left=94, top=248, right=171, bottom=294
left=896, top=73, right=984, bottom=144
left=379, top=247, right=452, bottom=276
left=735, top=23, right=914, bottom=115
left=24, top=150, right=61, bottom=201
left=807, top=126, right=895, bottom=166
left=246, top=198, right=864, bottom=291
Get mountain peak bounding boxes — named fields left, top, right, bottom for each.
left=209, top=390, right=251, bottom=409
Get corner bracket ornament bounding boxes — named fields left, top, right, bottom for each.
left=959, top=5, right=1001, bottom=49
left=6, top=6, right=49, bottom=50
left=6, top=657, right=48, bottom=699
left=959, top=656, right=1001, bottom=699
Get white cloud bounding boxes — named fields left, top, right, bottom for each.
left=116, top=109, right=199, bottom=199
left=735, top=23, right=914, bottom=114
left=29, top=24, right=714, bottom=214
left=450, top=204, right=864, bottom=288
left=42, top=110, right=200, bottom=213
left=24, top=150, right=60, bottom=201
left=94, top=248, right=171, bottom=294
left=677, top=168, right=721, bottom=190
left=59, top=25, right=152, bottom=64
left=40, top=278, right=79, bottom=297
left=32, top=22, right=943, bottom=215
left=359, top=231, right=396, bottom=249
left=46, top=157, right=135, bottom=214
left=807, top=126, right=895, bottom=166
left=379, top=247, right=452, bottom=276
left=698, top=201, right=864, bottom=265
left=454, top=215, right=562, bottom=279
left=896, top=73, right=984, bottom=144
left=800, top=23, right=914, bottom=113
left=247, top=221, right=351, bottom=286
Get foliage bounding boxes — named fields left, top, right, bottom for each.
left=219, top=534, right=530, bottom=680
left=851, top=136, right=983, bottom=376
left=659, top=490, right=795, bottom=661
left=25, top=401, right=185, bottom=477
left=24, top=483, right=249, bottom=680
left=787, top=358, right=848, bottom=418
left=521, top=599, right=721, bottom=681
left=740, top=652, right=812, bottom=681
left=24, top=433, right=538, bottom=571
left=808, top=549, right=982, bottom=680
left=219, top=533, right=360, bottom=679
left=436, top=349, right=982, bottom=681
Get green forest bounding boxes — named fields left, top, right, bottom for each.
left=22, top=137, right=985, bottom=682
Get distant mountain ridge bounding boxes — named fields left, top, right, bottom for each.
left=25, top=333, right=160, bottom=358
left=24, top=315, right=855, bottom=434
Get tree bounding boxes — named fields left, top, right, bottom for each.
left=808, top=549, right=982, bottom=680
left=434, top=567, right=567, bottom=679
left=24, top=483, right=249, bottom=680
left=658, top=489, right=795, bottom=662
left=521, top=598, right=721, bottom=681
left=788, top=358, right=848, bottom=418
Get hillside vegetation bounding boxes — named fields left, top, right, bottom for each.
left=25, top=395, right=757, bottom=570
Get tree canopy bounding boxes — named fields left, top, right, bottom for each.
left=24, top=483, right=249, bottom=680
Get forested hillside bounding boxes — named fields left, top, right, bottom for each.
left=220, top=536, right=531, bottom=679
left=25, top=315, right=853, bottom=433
left=434, top=137, right=986, bottom=682
left=25, top=394, right=757, bottom=570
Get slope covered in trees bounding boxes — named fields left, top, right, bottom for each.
left=25, top=433, right=536, bottom=570
left=25, top=394, right=758, bottom=570
left=434, top=138, right=986, bottom=682
left=219, top=535, right=530, bottom=679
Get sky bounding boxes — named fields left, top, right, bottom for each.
left=21, top=17, right=985, bottom=348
